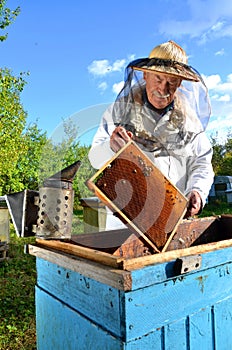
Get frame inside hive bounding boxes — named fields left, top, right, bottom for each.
left=86, top=141, right=188, bottom=253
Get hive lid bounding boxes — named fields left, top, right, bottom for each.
left=86, top=141, right=188, bottom=253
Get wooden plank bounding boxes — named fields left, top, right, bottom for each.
left=166, top=216, right=219, bottom=251
left=72, top=228, right=132, bottom=249
left=121, top=237, right=232, bottom=270
left=112, top=232, right=152, bottom=258
left=31, top=242, right=232, bottom=291
left=36, top=287, right=124, bottom=350
left=36, top=238, right=124, bottom=268
left=157, top=308, right=214, bottom=349
left=214, top=295, right=232, bottom=348
left=29, top=244, right=132, bottom=291
left=129, top=244, right=232, bottom=291
left=36, top=258, right=125, bottom=338
left=124, top=261, right=232, bottom=341
left=86, top=140, right=187, bottom=251
left=188, top=307, right=214, bottom=349
left=72, top=229, right=150, bottom=258
left=161, top=209, right=188, bottom=252
left=164, top=318, right=188, bottom=349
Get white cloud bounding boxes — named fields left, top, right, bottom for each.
left=207, top=113, right=232, bottom=134
left=112, top=81, right=124, bottom=95
left=211, top=21, right=224, bottom=31
left=199, top=20, right=230, bottom=42
left=214, top=81, right=232, bottom=93
left=218, top=94, right=230, bottom=102
left=211, top=94, right=230, bottom=102
left=88, top=55, right=136, bottom=94
left=112, top=59, right=126, bottom=72
left=202, top=72, right=232, bottom=139
left=88, top=58, right=126, bottom=76
left=203, top=73, right=232, bottom=93
left=88, top=60, right=111, bottom=76
left=207, top=112, right=232, bottom=141
left=203, top=74, right=221, bottom=89
left=215, top=48, right=225, bottom=56
left=98, top=81, right=108, bottom=93
left=158, top=0, right=232, bottom=42
left=128, top=54, right=136, bottom=62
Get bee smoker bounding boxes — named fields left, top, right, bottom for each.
left=36, top=161, right=81, bottom=239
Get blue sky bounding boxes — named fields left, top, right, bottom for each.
left=1, top=0, right=232, bottom=145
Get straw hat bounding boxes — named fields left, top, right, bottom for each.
left=130, top=40, right=200, bottom=82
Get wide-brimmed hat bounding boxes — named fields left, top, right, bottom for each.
left=129, top=40, right=200, bottom=82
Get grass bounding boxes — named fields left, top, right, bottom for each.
left=0, top=202, right=231, bottom=349
left=0, top=232, right=36, bottom=350
left=199, top=199, right=232, bottom=217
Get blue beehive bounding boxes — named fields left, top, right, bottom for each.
left=29, top=214, right=232, bottom=350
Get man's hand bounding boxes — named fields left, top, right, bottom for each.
left=184, top=190, right=202, bottom=218
left=110, top=126, right=133, bottom=153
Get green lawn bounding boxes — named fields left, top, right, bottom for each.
left=0, top=203, right=231, bottom=349
left=199, top=200, right=232, bottom=217
left=0, top=232, right=36, bottom=350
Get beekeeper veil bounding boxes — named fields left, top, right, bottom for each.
left=112, top=40, right=211, bottom=156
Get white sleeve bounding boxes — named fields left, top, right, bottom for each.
left=88, top=104, right=116, bottom=169
left=185, top=132, right=214, bottom=205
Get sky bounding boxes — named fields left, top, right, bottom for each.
left=1, top=0, right=232, bottom=145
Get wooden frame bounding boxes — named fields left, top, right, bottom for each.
left=86, top=141, right=187, bottom=252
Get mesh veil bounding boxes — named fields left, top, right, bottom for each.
left=112, top=60, right=211, bottom=157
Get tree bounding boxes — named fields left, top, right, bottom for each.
left=211, top=131, right=232, bottom=176
left=0, top=2, right=50, bottom=194
left=0, top=68, right=28, bottom=194
left=60, top=118, right=95, bottom=201
left=217, top=133, right=232, bottom=175
left=38, top=118, right=94, bottom=208
left=0, top=1, right=93, bottom=202
left=0, top=0, right=20, bottom=41
left=15, top=123, right=48, bottom=190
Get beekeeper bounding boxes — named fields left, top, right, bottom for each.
left=88, top=40, right=214, bottom=228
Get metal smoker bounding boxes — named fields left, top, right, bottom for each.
left=36, top=160, right=81, bottom=239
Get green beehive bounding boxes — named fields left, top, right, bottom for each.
left=0, top=199, right=10, bottom=262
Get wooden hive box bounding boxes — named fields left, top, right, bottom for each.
left=29, top=214, right=232, bottom=349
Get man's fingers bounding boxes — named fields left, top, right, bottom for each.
left=114, top=126, right=131, bottom=141
left=184, top=191, right=202, bottom=218
left=110, top=126, right=133, bottom=152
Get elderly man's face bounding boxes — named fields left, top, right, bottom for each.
left=144, top=72, right=181, bottom=110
